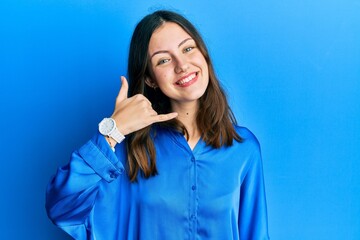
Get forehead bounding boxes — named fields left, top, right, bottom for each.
left=148, top=22, right=192, bottom=53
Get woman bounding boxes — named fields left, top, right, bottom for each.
left=46, top=10, right=270, bottom=240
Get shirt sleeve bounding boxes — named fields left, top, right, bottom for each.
left=45, top=132, right=126, bottom=237
left=238, top=139, right=270, bottom=240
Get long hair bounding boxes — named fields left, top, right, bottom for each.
left=126, top=10, right=242, bottom=182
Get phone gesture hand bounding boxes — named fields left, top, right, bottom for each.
left=111, top=76, right=178, bottom=135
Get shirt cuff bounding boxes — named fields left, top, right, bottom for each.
left=78, top=132, right=125, bottom=182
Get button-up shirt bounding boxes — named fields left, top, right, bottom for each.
left=46, top=125, right=270, bottom=239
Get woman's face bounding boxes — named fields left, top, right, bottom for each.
left=148, top=22, right=209, bottom=106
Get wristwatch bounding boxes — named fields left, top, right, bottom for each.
left=98, top=118, right=125, bottom=143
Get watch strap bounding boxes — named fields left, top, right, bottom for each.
left=109, top=127, right=125, bottom=143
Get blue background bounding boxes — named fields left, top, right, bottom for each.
left=1, top=0, right=359, bottom=239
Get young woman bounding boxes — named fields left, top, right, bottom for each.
left=46, top=10, right=270, bottom=240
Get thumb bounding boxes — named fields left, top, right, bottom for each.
left=117, top=76, right=129, bottom=102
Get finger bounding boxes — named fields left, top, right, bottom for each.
left=149, top=109, right=158, bottom=116
left=151, top=112, right=178, bottom=123
left=130, top=94, right=152, bottom=107
left=117, top=76, right=129, bottom=102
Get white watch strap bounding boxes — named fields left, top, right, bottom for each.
left=109, top=127, right=125, bottom=143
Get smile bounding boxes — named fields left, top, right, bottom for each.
left=175, top=72, right=198, bottom=86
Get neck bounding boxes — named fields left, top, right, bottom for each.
left=171, top=101, right=201, bottom=147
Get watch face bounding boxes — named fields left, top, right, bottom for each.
left=99, top=118, right=115, bottom=135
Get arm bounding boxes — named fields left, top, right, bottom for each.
left=239, top=141, right=270, bottom=240
left=45, top=76, right=177, bottom=238
left=45, top=133, right=125, bottom=235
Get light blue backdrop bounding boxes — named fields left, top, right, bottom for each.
left=1, top=0, right=359, bottom=239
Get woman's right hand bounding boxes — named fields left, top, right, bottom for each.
left=111, top=76, right=178, bottom=136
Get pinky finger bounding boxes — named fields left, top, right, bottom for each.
left=152, top=112, right=178, bottom=123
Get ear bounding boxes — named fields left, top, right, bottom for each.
left=145, top=77, right=158, bottom=89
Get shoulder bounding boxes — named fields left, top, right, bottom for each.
left=233, top=125, right=261, bottom=150
left=233, top=126, right=264, bottom=173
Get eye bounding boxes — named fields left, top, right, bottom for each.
left=183, top=46, right=195, bottom=53
left=157, top=58, right=170, bottom=65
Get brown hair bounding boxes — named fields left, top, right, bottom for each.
left=126, top=10, right=242, bottom=182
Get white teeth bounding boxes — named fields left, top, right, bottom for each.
left=177, top=73, right=196, bottom=85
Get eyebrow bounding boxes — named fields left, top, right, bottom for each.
left=150, top=37, right=194, bottom=60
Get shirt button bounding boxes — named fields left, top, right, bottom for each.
left=109, top=171, right=117, bottom=179
left=192, top=185, right=196, bottom=191
left=191, top=157, right=195, bottom=162
left=191, top=214, right=196, bottom=220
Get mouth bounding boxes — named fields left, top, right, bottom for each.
left=175, top=72, right=198, bottom=87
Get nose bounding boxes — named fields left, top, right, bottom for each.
left=174, top=56, right=189, bottom=74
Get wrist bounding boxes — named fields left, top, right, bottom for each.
left=104, top=136, right=117, bottom=152
left=99, top=117, right=125, bottom=144
left=117, top=125, right=129, bottom=136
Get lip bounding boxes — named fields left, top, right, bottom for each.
left=174, top=72, right=199, bottom=88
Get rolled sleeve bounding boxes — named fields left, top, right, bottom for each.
left=79, top=132, right=125, bottom=182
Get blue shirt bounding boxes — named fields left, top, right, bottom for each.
left=46, top=126, right=269, bottom=239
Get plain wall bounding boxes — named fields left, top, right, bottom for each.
left=0, top=0, right=359, bottom=239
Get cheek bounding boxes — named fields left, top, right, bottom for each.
left=153, top=69, right=173, bottom=86
left=201, top=60, right=209, bottom=79
left=195, top=54, right=208, bottom=72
